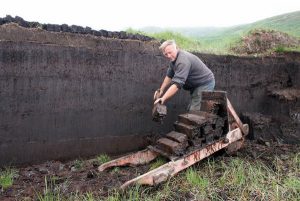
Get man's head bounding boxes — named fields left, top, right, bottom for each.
left=159, top=40, right=178, bottom=61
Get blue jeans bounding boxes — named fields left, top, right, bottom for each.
left=187, top=80, right=215, bottom=111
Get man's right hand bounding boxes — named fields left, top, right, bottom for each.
left=153, top=89, right=162, bottom=100
left=154, top=97, right=166, bottom=105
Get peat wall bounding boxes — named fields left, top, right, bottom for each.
left=0, top=23, right=299, bottom=166
left=199, top=53, right=300, bottom=143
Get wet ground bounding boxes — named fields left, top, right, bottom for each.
left=0, top=154, right=149, bottom=200
left=0, top=140, right=299, bottom=200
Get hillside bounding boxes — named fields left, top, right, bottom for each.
left=140, top=11, right=300, bottom=39
left=138, top=11, right=300, bottom=54
left=199, top=10, right=300, bottom=39
left=251, top=10, right=300, bottom=38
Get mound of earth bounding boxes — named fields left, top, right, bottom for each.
left=231, top=29, right=300, bottom=55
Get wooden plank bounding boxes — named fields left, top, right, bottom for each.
left=98, top=149, right=159, bottom=171
left=120, top=126, right=245, bottom=190
left=227, top=98, right=248, bottom=135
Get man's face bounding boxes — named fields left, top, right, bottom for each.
left=163, top=45, right=178, bottom=61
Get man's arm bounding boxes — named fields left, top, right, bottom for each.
left=160, top=76, right=172, bottom=92
left=154, top=76, right=172, bottom=100
left=154, top=84, right=179, bottom=104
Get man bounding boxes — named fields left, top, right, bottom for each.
left=154, top=40, right=215, bottom=111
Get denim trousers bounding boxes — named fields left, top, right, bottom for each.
left=187, top=79, right=215, bottom=111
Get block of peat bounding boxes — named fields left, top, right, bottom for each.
left=204, top=133, right=215, bottom=144
left=165, top=131, right=188, bottom=143
left=156, top=138, right=187, bottom=155
left=178, top=113, right=207, bottom=126
left=152, top=103, right=167, bottom=123
left=179, top=111, right=220, bottom=125
left=173, top=121, right=200, bottom=138
left=190, top=137, right=205, bottom=147
left=201, top=123, right=214, bottom=136
left=200, top=100, right=221, bottom=114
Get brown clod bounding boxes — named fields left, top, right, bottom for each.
left=152, top=103, right=167, bottom=123
left=156, top=138, right=187, bottom=155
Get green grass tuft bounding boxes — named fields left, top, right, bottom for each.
left=73, top=159, right=84, bottom=170
left=36, top=176, right=62, bottom=201
left=186, top=168, right=209, bottom=190
left=0, top=167, right=18, bottom=190
left=96, top=154, right=111, bottom=165
left=149, top=156, right=167, bottom=171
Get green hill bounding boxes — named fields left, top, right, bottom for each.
left=251, top=11, right=300, bottom=38
left=136, top=11, right=300, bottom=54
left=140, top=11, right=300, bottom=39
left=195, top=11, right=300, bottom=54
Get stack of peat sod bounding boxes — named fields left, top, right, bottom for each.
left=150, top=91, right=229, bottom=160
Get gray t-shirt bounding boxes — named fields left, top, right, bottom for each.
left=166, top=50, right=214, bottom=91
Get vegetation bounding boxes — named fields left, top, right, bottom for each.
left=126, top=28, right=203, bottom=52
left=149, top=156, right=167, bottom=171
left=36, top=176, right=62, bottom=201
left=0, top=167, right=18, bottom=190
left=129, top=11, right=300, bottom=55
left=31, top=152, right=300, bottom=200
left=96, top=154, right=111, bottom=165
left=73, top=159, right=84, bottom=170
left=275, top=46, right=300, bottom=53
left=250, top=11, right=300, bottom=38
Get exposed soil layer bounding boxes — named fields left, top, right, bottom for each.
left=0, top=23, right=299, bottom=167
left=0, top=141, right=298, bottom=200
left=198, top=53, right=300, bottom=145
left=0, top=23, right=167, bottom=166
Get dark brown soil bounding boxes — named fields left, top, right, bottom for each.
left=1, top=141, right=298, bottom=200
left=0, top=154, right=151, bottom=200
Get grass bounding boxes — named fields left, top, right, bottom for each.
left=111, top=167, right=120, bottom=173
left=123, top=153, right=299, bottom=201
left=151, top=31, right=203, bottom=52
left=80, top=192, right=95, bottom=201
left=149, top=156, right=167, bottom=171
left=7, top=152, right=300, bottom=200
left=72, top=159, right=84, bottom=170
left=36, top=176, right=62, bottom=201
left=96, top=154, right=111, bottom=165
left=0, top=167, right=18, bottom=190
left=274, top=45, right=300, bottom=53
left=185, top=167, right=210, bottom=200
left=126, top=28, right=203, bottom=52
